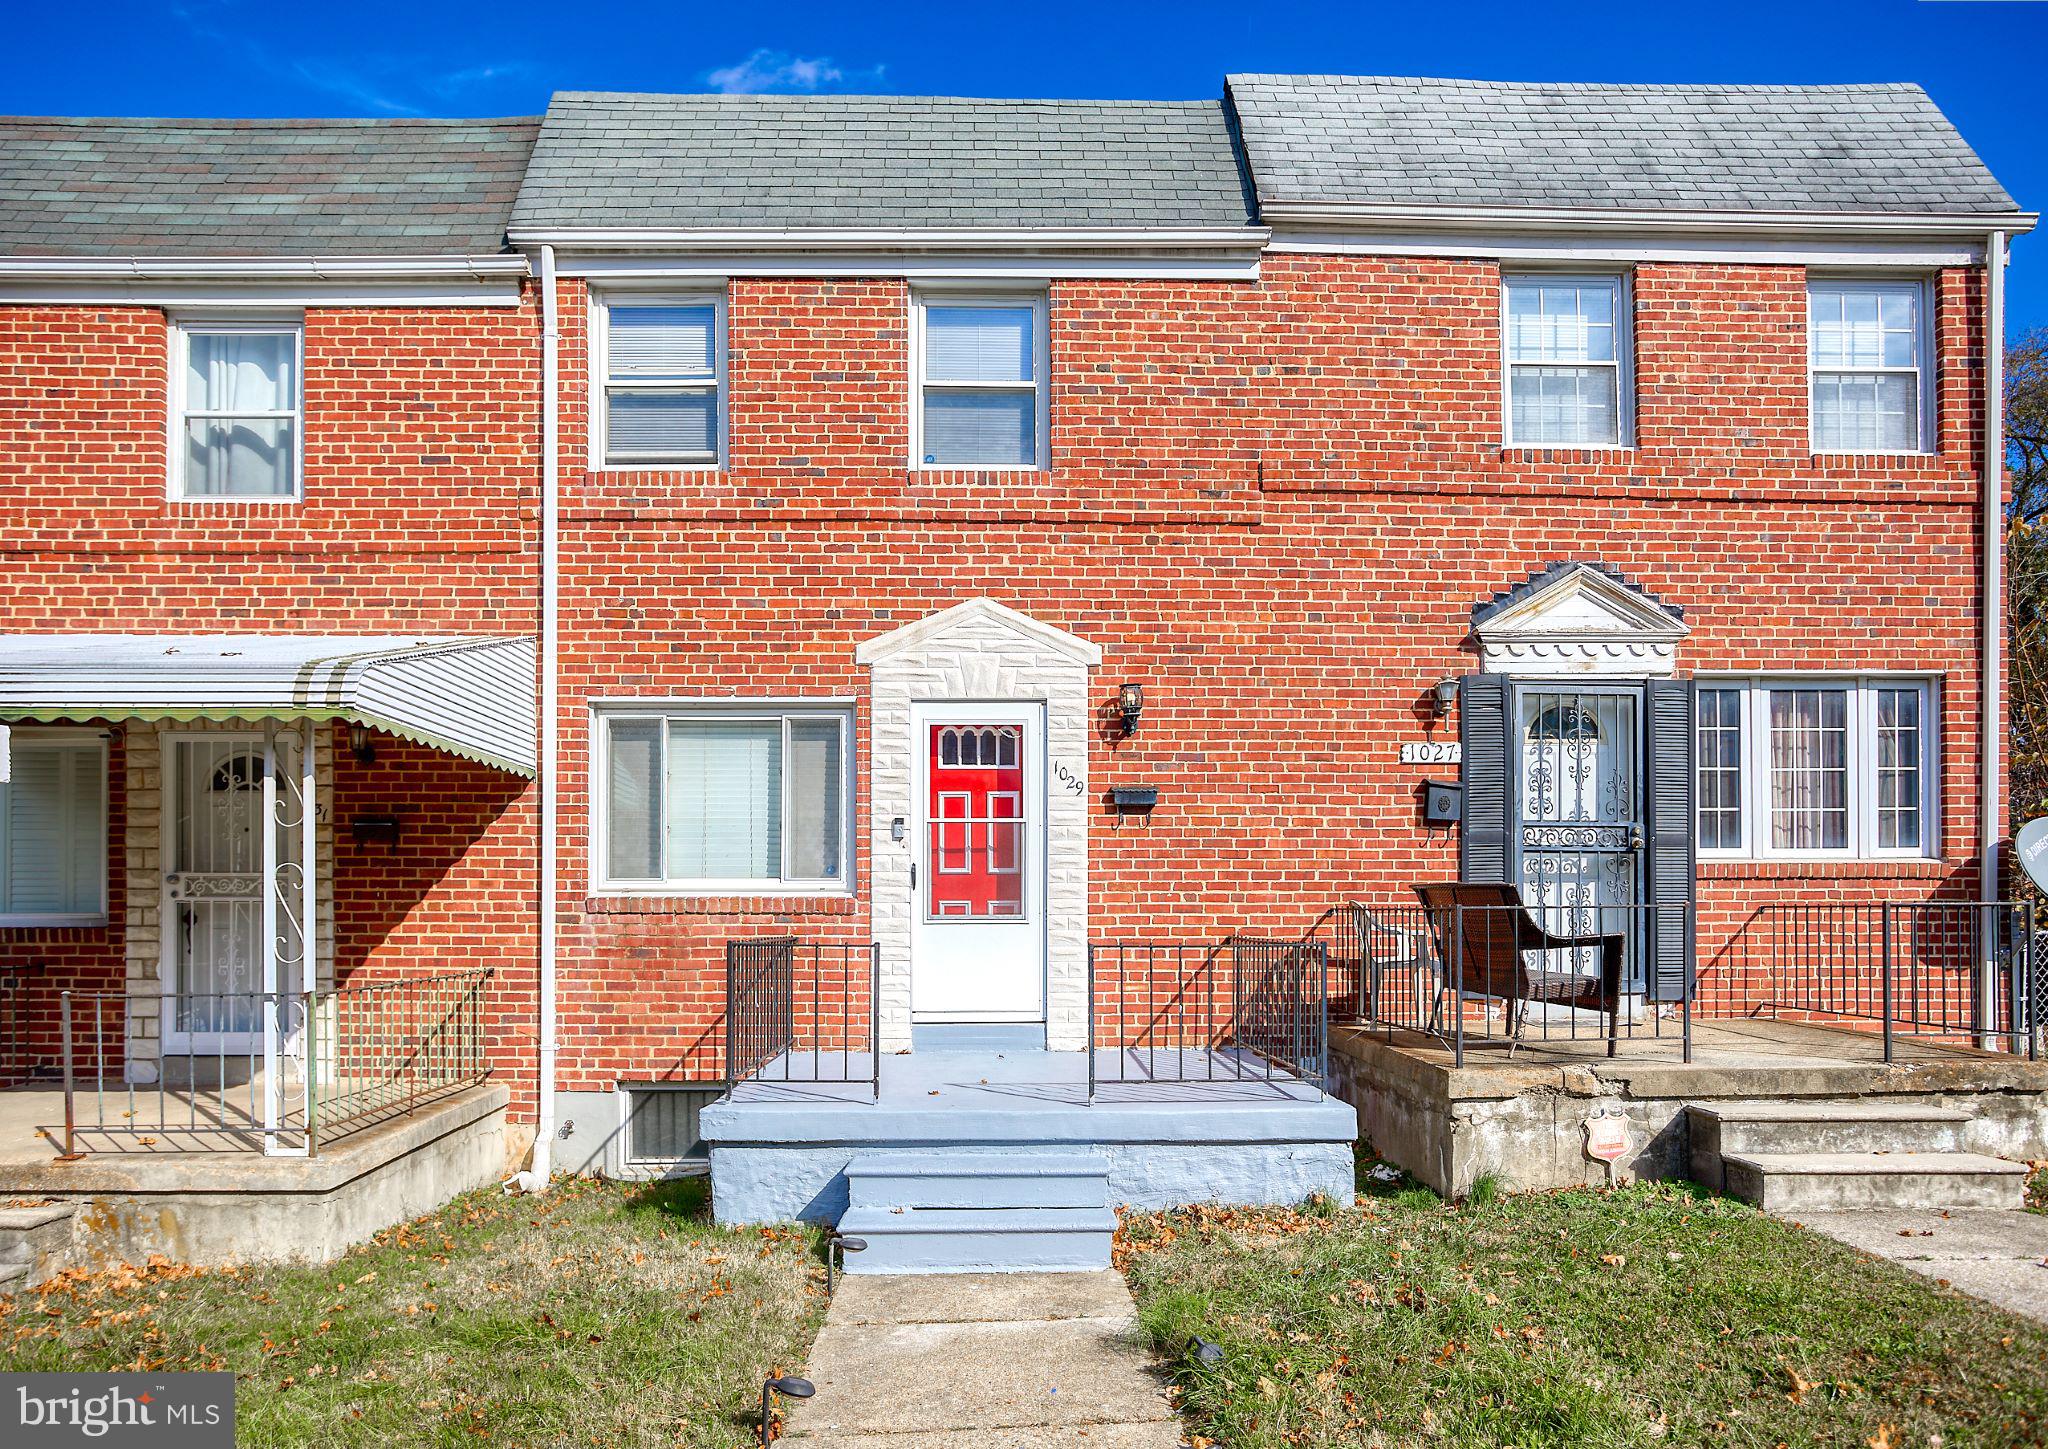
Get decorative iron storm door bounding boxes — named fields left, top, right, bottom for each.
left=1512, top=684, right=1644, bottom=989
left=160, top=722, right=317, bottom=1155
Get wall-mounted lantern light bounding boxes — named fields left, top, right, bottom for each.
left=1430, top=677, right=1459, bottom=719
left=1117, top=682, right=1146, bottom=737
left=348, top=722, right=378, bottom=765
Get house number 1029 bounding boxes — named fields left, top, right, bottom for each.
left=1052, top=761, right=1085, bottom=795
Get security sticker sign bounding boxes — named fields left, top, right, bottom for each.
left=4, top=1373, right=233, bottom=1447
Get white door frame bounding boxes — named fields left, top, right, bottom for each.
left=909, top=700, right=1048, bottom=1022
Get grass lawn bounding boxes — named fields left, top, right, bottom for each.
left=1, top=1176, right=825, bottom=1448
left=1121, top=1165, right=2048, bottom=1448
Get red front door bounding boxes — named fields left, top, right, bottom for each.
left=927, top=723, right=1024, bottom=918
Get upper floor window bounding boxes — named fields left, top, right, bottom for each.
left=171, top=319, right=301, bottom=500
left=597, top=707, right=850, bottom=893
left=0, top=730, right=107, bottom=924
left=913, top=292, right=1047, bottom=469
left=594, top=296, right=725, bottom=468
left=1695, top=677, right=1934, bottom=859
left=1809, top=280, right=1931, bottom=454
left=1503, top=274, right=1631, bottom=447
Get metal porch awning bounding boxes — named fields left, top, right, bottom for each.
left=0, top=634, right=537, bottom=776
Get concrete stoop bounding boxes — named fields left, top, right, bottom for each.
left=1688, top=1101, right=2030, bottom=1211
left=0, top=1202, right=79, bottom=1293
left=837, top=1152, right=1115, bottom=1273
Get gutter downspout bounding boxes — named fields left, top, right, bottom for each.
left=1983, top=230, right=2008, bottom=1048
left=534, top=245, right=561, bottom=1178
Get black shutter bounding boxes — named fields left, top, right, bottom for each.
left=1458, top=674, right=1512, bottom=885
left=1642, top=676, right=1697, bottom=1003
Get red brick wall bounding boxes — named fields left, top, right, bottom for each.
left=551, top=254, right=1994, bottom=1087
left=0, top=293, right=542, bottom=1106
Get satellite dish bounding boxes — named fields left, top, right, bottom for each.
left=2015, top=818, right=2048, bottom=894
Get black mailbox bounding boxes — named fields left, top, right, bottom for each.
left=1422, top=781, right=1461, bottom=826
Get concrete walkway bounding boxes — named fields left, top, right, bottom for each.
left=779, top=1272, right=1183, bottom=1448
left=1796, top=1209, right=2048, bottom=1326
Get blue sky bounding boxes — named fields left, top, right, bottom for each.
left=11, top=0, right=2047, bottom=331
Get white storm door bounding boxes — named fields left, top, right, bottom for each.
left=909, top=702, right=1046, bottom=1021
left=163, top=734, right=268, bottom=1053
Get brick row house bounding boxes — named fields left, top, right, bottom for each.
left=0, top=76, right=2040, bottom=1274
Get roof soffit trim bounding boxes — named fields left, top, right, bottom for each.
left=0, top=255, right=529, bottom=281
left=505, top=226, right=1270, bottom=253
left=1256, top=201, right=2038, bottom=238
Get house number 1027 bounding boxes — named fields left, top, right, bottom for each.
left=1399, top=742, right=1461, bottom=765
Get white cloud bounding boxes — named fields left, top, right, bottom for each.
left=704, top=48, right=883, bottom=95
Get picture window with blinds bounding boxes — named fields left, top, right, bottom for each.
left=596, top=296, right=725, bottom=467
left=171, top=318, right=302, bottom=500
left=597, top=708, right=850, bottom=892
left=0, top=732, right=108, bottom=925
left=913, top=292, right=1047, bottom=469
left=1694, top=678, right=1935, bottom=858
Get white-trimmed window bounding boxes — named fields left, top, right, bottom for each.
left=596, top=707, right=850, bottom=892
left=0, top=730, right=108, bottom=924
left=1809, top=280, right=1932, bottom=454
left=1695, top=678, right=1935, bottom=859
left=594, top=295, right=726, bottom=467
left=912, top=291, right=1047, bottom=469
left=1503, top=274, right=1631, bottom=447
left=170, top=318, right=302, bottom=500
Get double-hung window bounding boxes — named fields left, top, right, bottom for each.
left=1809, top=280, right=1931, bottom=454
left=171, top=319, right=302, bottom=499
left=596, top=296, right=725, bottom=467
left=598, top=707, right=850, bottom=893
left=0, top=730, right=108, bottom=924
left=913, top=292, right=1047, bottom=469
left=1694, top=678, right=1934, bottom=858
left=1503, top=274, right=1630, bottom=447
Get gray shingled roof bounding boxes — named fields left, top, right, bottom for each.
left=1227, top=75, right=2021, bottom=216
left=510, top=93, right=1254, bottom=231
left=0, top=116, right=539, bottom=257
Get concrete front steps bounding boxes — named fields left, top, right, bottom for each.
left=1688, top=1101, right=2029, bottom=1212
left=0, top=1202, right=79, bottom=1293
left=836, top=1151, right=1116, bottom=1274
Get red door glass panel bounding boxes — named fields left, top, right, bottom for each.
left=927, top=724, right=1024, bottom=919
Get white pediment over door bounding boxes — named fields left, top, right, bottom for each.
left=1473, top=563, right=1688, bottom=677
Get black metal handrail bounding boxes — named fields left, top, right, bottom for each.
left=1751, top=901, right=2037, bottom=1061
left=723, top=939, right=879, bottom=1099
left=0, top=962, right=41, bottom=1090
left=1084, top=937, right=1329, bottom=1099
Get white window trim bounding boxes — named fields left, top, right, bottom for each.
left=589, top=702, right=854, bottom=897
left=589, top=290, right=729, bottom=471
left=0, top=726, right=110, bottom=928
left=909, top=286, right=1050, bottom=472
left=1500, top=271, right=1635, bottom=450
left=1807, top=277, right=1936, bottom=458
left=1694, top=674, right=1939, bottom=861
left=166, top=315, right=304, bottom=503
